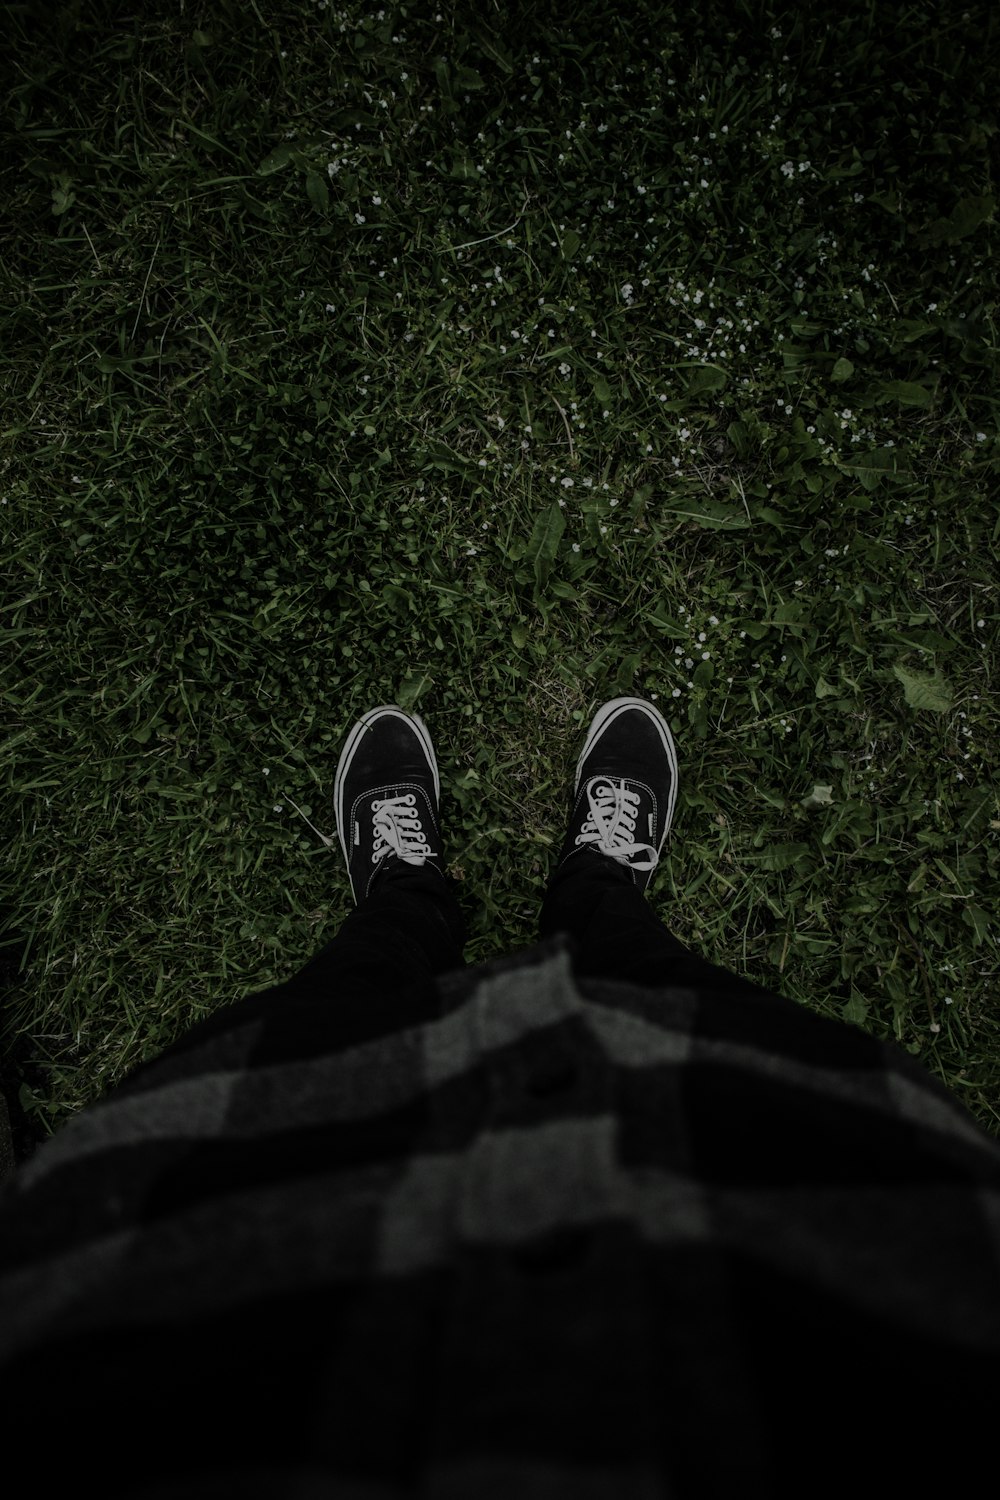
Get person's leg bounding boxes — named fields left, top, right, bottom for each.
left=538, top=696, right=780, bottom=1001
left=133, top=707, right=468, bottom=1071
left=288, top=858, right=466, bottom=998
left=539, top=849, right=755, bottom=994
left=246, top=702, right=470, bottom=1022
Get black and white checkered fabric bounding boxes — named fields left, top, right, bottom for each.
left=2, top=932, right=999, bottom=1496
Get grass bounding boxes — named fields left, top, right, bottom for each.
left=0, top=0, right=997, bottom=1153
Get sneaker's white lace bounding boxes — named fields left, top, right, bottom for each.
left=370, top=793, right=434, bottom=868
left=576, top=779, right=658, bottom=871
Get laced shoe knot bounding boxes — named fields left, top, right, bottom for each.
left=575, top=778, right=659, bottom=872
left=370, top=792, right=435, bottom=870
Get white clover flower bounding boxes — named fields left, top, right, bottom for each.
left=561, top=477, right=574, bottom=488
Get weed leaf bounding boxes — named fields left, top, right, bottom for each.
left=892, top=663, right=953, bottom=713
left=527, top=503, right=565, bottom=594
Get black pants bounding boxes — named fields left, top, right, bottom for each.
left=284, top=852, right=753, bottom=1002
left=140, top=853, right=786, bottom=1074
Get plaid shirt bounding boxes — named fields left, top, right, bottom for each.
left=2, top=931, right=999, bottom=1496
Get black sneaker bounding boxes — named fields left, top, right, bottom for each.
left=551, top=696, right=679, bottom=895
left=334, top=706, right=446, bottom=904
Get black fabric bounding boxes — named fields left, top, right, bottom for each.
left=2, top=862, right=999, bottom=1497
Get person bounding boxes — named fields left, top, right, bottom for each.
left=1, top=696, right=999, bottom=1498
